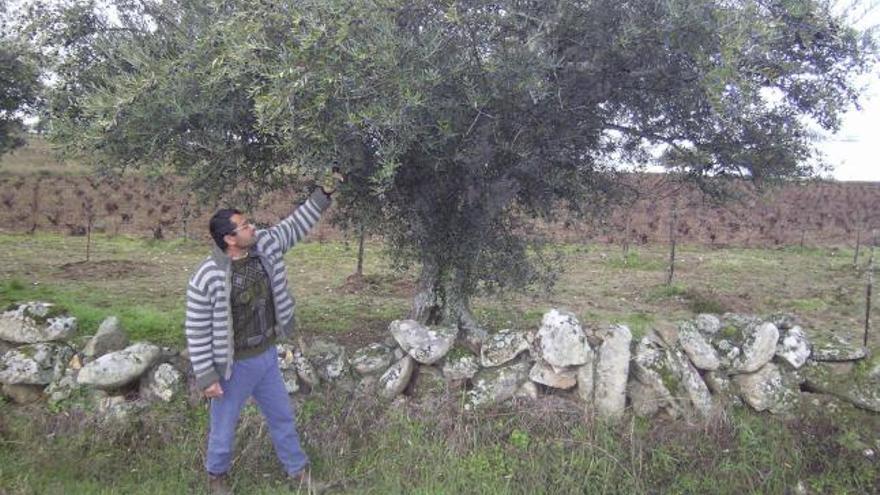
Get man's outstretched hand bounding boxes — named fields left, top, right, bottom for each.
left=320, top=166, right=345, bottom=196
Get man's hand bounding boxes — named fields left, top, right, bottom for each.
left=204, top=381, right=224, bottom=399
left=320, top=166, right=345, bottom=195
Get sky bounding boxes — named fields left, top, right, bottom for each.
left=817, top=2, right=880, bottom=182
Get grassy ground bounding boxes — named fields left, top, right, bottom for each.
left=0, top=232, right=878, bottom=493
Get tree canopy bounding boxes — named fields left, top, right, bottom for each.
left=28, top=0, right=877, bottom=337
left=0, top=5, right=41, bottom=156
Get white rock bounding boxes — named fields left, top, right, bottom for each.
left=480, top=329, right=531, bottom=367
left=304, top=339, right=348, bottom=381
left=294, top=349, right=321, bottom=388
left=694, top=314, right=721, bottom=335
left=733, top=363, right=799, bottom=414
left=77, top=342, right=161, bottom=389
left=515, top=381, right=539, bottom=400
left=378, top=355, right=415, bottom=399
left=731, top=322, right=779, bottom=373
left=349, top=343, right=394, bottom=375
left=389, top=320, right=458, bottom=365
left=140, top=363, right=183, bottom=402
left=466, top=361, right=531, bottom=410
left=593, top=324, right=633, bottom=419
left=0, top=302, right=77, bottom=343
left=0, top=343, right=73, bottom=385
left=529, top=360, right=577, bottom=389
left=678, top=322, right=720, bottom=371
left=775, top=326, right=811, bottom=369
left=83, top=316, right=128, bottom=358
left=811, top=335, right=867, bottom=362
left=537, top=309, right=591, bottom=368
left=442, top=351, right=480, bottom=381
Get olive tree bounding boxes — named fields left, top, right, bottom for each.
left=32, top=0, right=876, bottom=342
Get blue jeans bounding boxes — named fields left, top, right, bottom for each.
left=205, top=346, right=309, bottom=476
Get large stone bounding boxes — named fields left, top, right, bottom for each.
left=575, top=353, right=595, bottom=404
left=775, top=326, right=811, bottom=369
left=480, top=329, right=532, bottom=367
left=389, top=320, right=458, bottom=365
left=593, top=324, right=632, bottom=419
left=630, top=335, right=683, bottom=418
left=811, top=335, right=867, bottom=362
left=45, top=359, right=83, bottom=407
left=721, top=313, right=761, bottom=331
left=678, top=322, right=720, bottom=371
left=77, top=342, right=161, bottom=389
left=801, top=362, right=880, bottom=413
left=83, top=316, right=129, bottom=359
left=411, top=365, right=447, bottom=399
left=0, top=302, right=77, bottom=344
left=466, top=361, right=531, bottom=410
left=694, top=314, right=722, bottom=336
left=536, top=309, right=591, bottom=368
left=303, top=339, right=348, bottom=381
left=378, top=355, right=415, bottom=399
left=731, top=322, right=779, bottom=374
left=529, top=360, right=577, bottom=389
left=627, top=378, right=665, bottom=417
left=714, top=339, right=741, bottom=369
left=293, top=349, right=321, bottom=388
left=630, top=333, right=712, bottom=417
left=442, top=349, right=480, bottom=381
left=139, top=363, right=183, bottom=403
left=0, top=343, right=73, bottom=385
left=704, top=370, right=741, bottom=405
left=349, top=343, right=394, bottom=375
left=733, top=363, right=799, bottom=414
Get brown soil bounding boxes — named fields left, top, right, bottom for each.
left=1, top=173, right=878, bottom=248
left=56, top=260, right=157, bottom=280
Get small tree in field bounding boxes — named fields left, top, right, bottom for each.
left=30, top=0, right=877, bottom=341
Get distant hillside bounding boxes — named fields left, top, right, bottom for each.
left=1, top=139, right=878, bottom=247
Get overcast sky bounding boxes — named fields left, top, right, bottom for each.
left=818, top=2, right=880, bottom=182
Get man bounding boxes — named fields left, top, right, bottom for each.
left=185, top=172, right=342, bottom=494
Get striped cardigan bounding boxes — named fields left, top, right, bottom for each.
left=185, top=189, right=331, bottom=390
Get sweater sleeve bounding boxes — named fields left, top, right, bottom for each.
left=185, top=278, right=220, bottom=390
left=264, top=188, right=332, bottom=254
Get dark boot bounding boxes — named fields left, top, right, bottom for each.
left=208, top=472, right=233, bottom=495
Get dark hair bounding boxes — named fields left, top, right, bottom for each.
left=209, top=208, right=242, bottom=250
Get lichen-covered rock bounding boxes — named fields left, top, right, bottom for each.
left=389, top=320, right=458, bottom=365
left=537, top=309, right=591, bottom=368
left=515, top=381, right=539, bottom=400
left=0, top=302, right=77, bottom=344
left=630, top=333, right=712, bottom=417
left=775, top=326, right=811, bottom=369
left=349, top=343, right=394, bottom=375
left=731, top=322, right=779, bottom=374
left=529, top=360, right=577, bottom=389
left=480, top=329, right=532, bottom=367
left=714, top=339, right=741, bottom=369
left=721, top=313, right=761, bottom=331
left=442, top=348, right=480, bottom=381
left=303, top=339, right=348, bottom=381
left=0, top=342, right=73, bottom=385
left=811, top=335, right=867, bottom=362
left=733, top=363, right=799, bottom=414
left=801, top=361, right=880, bottom=413
left=139, top=363, right=183, bottom=403
left=281, top=369, right=300, bottom=394
left=703, top=371, right=742, bottom=406
left=678, top=322, right=720, bottom=371
left=593, top=324, right=632, bottom=419
left=77, top=342, right=161, bottom=389
left=378, top=355, right=415, bottom=399
left=83, top=316, right=129, bottom=359
left=411, top=365, right=447, bottom=398
left=293, top=349, right=320, bottom=388
left=466, top=361, right=531, bottom=410
left=694, top=314, right=721, bottom=336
